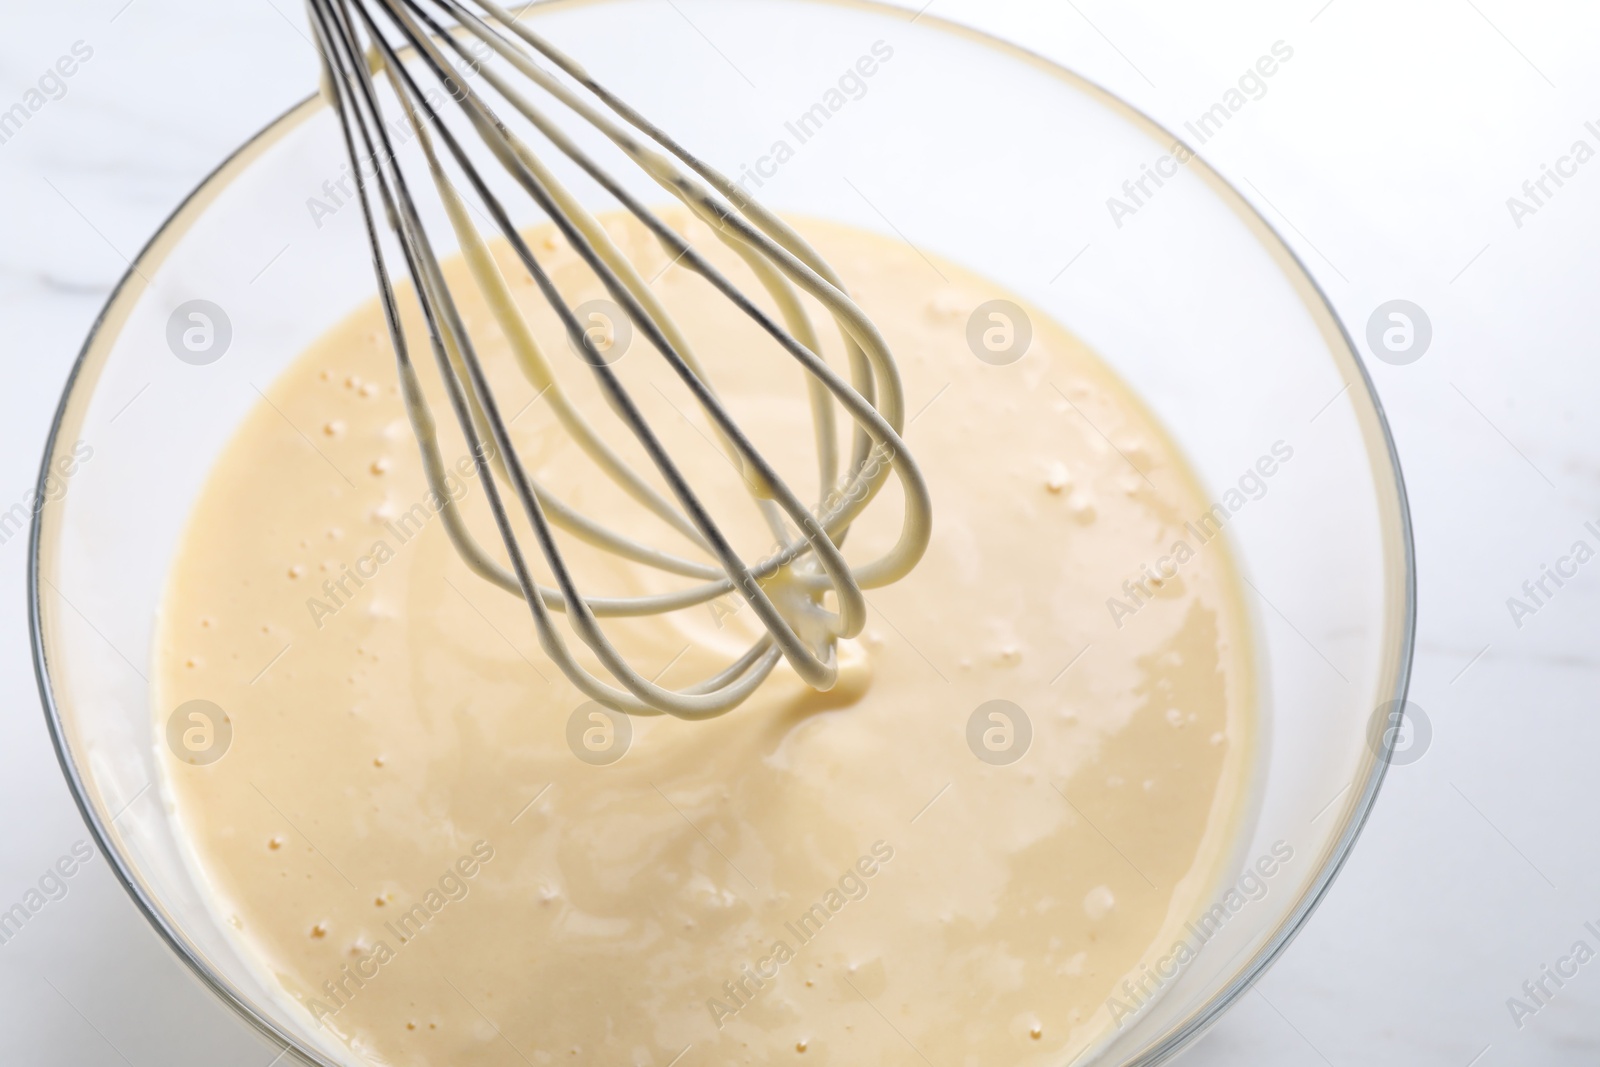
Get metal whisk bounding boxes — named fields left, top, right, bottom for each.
left=304, top=0, right=932, bottom=719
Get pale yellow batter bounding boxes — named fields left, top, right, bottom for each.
left=154, top=211, right=1255, bottom=1066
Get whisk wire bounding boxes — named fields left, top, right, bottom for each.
left=304, top=0, right=933, bottom=718
left=356, top=0, right=865, bottom=705
left=314, top=0, right=789, bottom=718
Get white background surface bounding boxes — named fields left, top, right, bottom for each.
left=3, top=1, right=1599, bottom=1064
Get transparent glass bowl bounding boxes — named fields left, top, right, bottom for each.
left=30, top=1, right=1414, bottom=1064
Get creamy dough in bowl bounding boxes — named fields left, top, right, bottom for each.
left=155, top=211, right=1257, bottom=1066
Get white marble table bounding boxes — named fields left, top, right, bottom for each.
left=2, top=1, right=1597, bottom=1063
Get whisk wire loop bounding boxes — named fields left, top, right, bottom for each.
left=304, top=0, right=932, bottom=718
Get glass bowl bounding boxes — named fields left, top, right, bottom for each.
left=30, top=1, right=1414, bottom=1063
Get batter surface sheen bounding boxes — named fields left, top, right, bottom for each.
left=155, top=211, right=1257, bottom=1066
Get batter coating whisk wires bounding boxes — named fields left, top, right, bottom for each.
left=305, top=0, right=932, bottom=719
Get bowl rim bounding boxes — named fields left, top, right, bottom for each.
left=28, top=2, right=1416, bottom=1064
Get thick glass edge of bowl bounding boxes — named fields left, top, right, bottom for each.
left=27, top=87, right=340, bottom=1066
left=25, top=2, right=1418, bottom=1064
